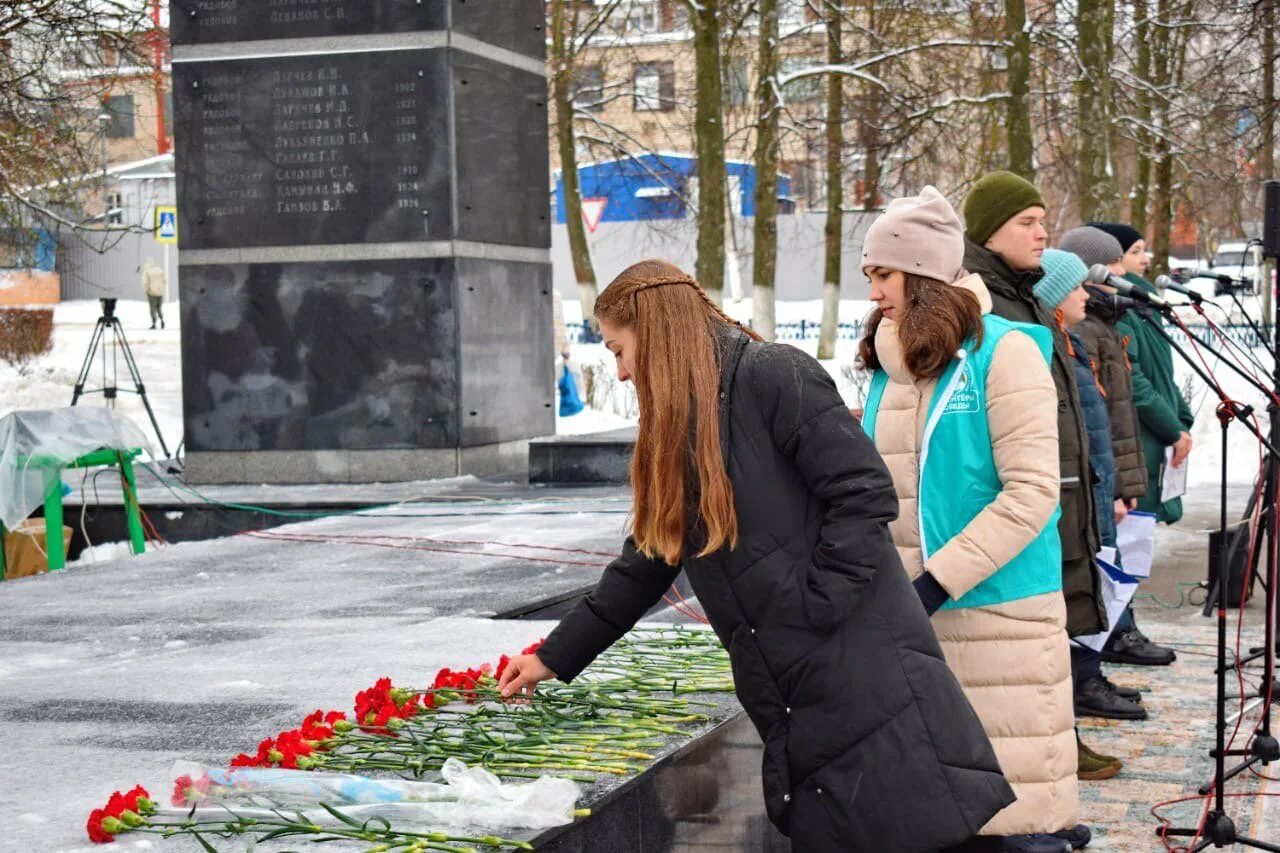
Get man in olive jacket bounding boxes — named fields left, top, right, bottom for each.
left=962, top=172, right=1105, bottom=639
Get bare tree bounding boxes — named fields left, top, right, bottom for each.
left=1005, top=0, right=1035, bottom=178
left=689, top=0, right=728, bottom=303
left=550, top=0, right=623, bottom=335
left=752, top=0, right=780, bottom=340
left=1077, top=0, right=1117, bottom=221
left=818, top=0, right=843, bottom=361
left=0, top=2, right=150, bottom=236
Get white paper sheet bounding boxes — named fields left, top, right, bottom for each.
left=1115, top=511, right=1157, bottom=579
left=1073, top=558, right=1140, bottom=651
left=1162, top=446, right=1188, bottom=501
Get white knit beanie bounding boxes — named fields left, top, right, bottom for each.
left=861, top=186, right=965, bottom=283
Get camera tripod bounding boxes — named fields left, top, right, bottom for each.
left=70, top=297, right=170, bottom=458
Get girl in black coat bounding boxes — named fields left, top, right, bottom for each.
left=499, top=260, right=1014, bottom=852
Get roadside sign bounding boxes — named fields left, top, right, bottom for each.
left=581, top=198, right=607, bottom=233
left=155, top=206, right=178, bottom=243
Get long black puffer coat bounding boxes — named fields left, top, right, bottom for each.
left=537, top=329, right=1014, bottom=852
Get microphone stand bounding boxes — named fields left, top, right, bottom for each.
left=1220, top=289, right=1279, bottom=361
left=1141, top=301, right=1280, bottom=851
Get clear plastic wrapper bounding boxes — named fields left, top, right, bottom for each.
left=0, top=407, right=153, bottom=529
left=169, top=756, right=580, bottom=830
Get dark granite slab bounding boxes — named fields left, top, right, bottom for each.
left=174, top=49, right=547, bottom=250
left=180, top=258, right=554, bottom=453
left=173, top=50, right=452, bottom=249
left=453, top=54, right=551, bottom=248
left=171, top=1, right=544, bottom=58
left=171, top=0, right=436, bottom=45
left=180, top=258, right=458, bottom=452
left=529, top=428, right=637, bottom=484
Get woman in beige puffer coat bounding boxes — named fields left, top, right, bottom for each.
left=856, top=188, right=1080, bottom=851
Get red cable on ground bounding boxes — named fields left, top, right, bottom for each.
left=1151, top=790, right=1280, bottom=853
left=117, top=471, right=169, bottom=546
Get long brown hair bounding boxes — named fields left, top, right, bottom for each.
left=858, top=272, right=984, bottom=378
left=595, top=260, right=762, bottom=565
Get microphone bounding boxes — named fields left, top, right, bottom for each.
left=1171, top=270, right=1239, bottom=285
left=1086, top=264, right=1170, bottom=309
left=1110, top=293, right=1140, bottom=313
left=1154, top=274, right=1203, bottom=303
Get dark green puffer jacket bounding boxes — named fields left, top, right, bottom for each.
left=1115, top=273, right=1196, bottom=524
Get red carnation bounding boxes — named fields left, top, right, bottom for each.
left=86, top=808, right=113, bottom=844
left=300, top=709, right=346, bottom=743
left=172, top=774, right=213, bottom=807
left=354, top=677, right=421, bottom=732
left=522, top=639, right=545, bottom=656
left=171, top=775, right=192, bottom=807
left=86, top=785, right=150, bottom=844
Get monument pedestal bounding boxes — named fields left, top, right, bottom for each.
left=172, top=2, right=551, bottom=483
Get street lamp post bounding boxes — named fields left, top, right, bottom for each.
left=97, top=110, right=111, bottom=226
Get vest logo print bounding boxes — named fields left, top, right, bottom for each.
left=943, top=363, right=980, bottom=415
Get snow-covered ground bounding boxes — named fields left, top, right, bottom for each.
left=0, top=297, right=1269, bottom=486
left=0, top=300, right=183, bottom=458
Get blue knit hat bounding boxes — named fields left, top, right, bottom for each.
left=1033, top=249, right=1088, bottom=309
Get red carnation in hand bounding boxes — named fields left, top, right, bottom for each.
left=522, top=638, right=545, bottom=656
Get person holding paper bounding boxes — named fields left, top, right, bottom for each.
left=859, top=189, right=1083, bottom=853
left=1088, top=221, right=1190, bottom=666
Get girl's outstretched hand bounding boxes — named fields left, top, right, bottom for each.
left=499, top=653, right=556, bottom=699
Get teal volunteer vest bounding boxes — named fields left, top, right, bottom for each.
left=862, top=315, right=1063, bottom=610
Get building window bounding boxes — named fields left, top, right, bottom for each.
left=103, top=94, right=135, bottom=138
left=106, top=191, right=123, bottom=225
left=625, top=0, right=659, bottom=33
left=779, top=56, right=821, bottom=103
left=727, top=58, right=750, bottom=109
left=572, top=65, right=605, bottom=112
left=659, top=0, right=690, bottom=31
left=779, top=0, right=807, bottom=27
left=633, top=62, right=674, bottom=111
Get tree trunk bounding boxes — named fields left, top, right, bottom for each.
left=1076, top=0, right=1102, bottom=220
left=1263, top=0, right=1276, bottom=180
left=1077, top=0, right=1116, bottom=221
left=691, top=0, right=726, bottom=304
left=818, top=0, right=844, bottom=361
left=1148, top=0, right=1174, bottom=278
left=550, top=0, right=599, bottom=333
left=1131, top=0, right=1152, bottom=232
left=1005, top=0, right=1034, bottom=178
left=752, top=0, right=779, bottom=341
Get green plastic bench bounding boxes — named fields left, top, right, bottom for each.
left=0, top=447, right=146, bottom=579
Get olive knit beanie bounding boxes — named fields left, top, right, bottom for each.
left=963, top=171, right=1046, bottom=245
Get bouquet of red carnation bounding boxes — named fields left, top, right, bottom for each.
left=86, top=785, right=153, bottom=844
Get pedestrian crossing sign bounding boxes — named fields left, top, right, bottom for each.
left=155, top=206, right=178, bottom=244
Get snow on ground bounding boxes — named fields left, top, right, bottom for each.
left=0, top=297, right=1269, bottom=486
left=0, top=299, right=183, bottom=458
